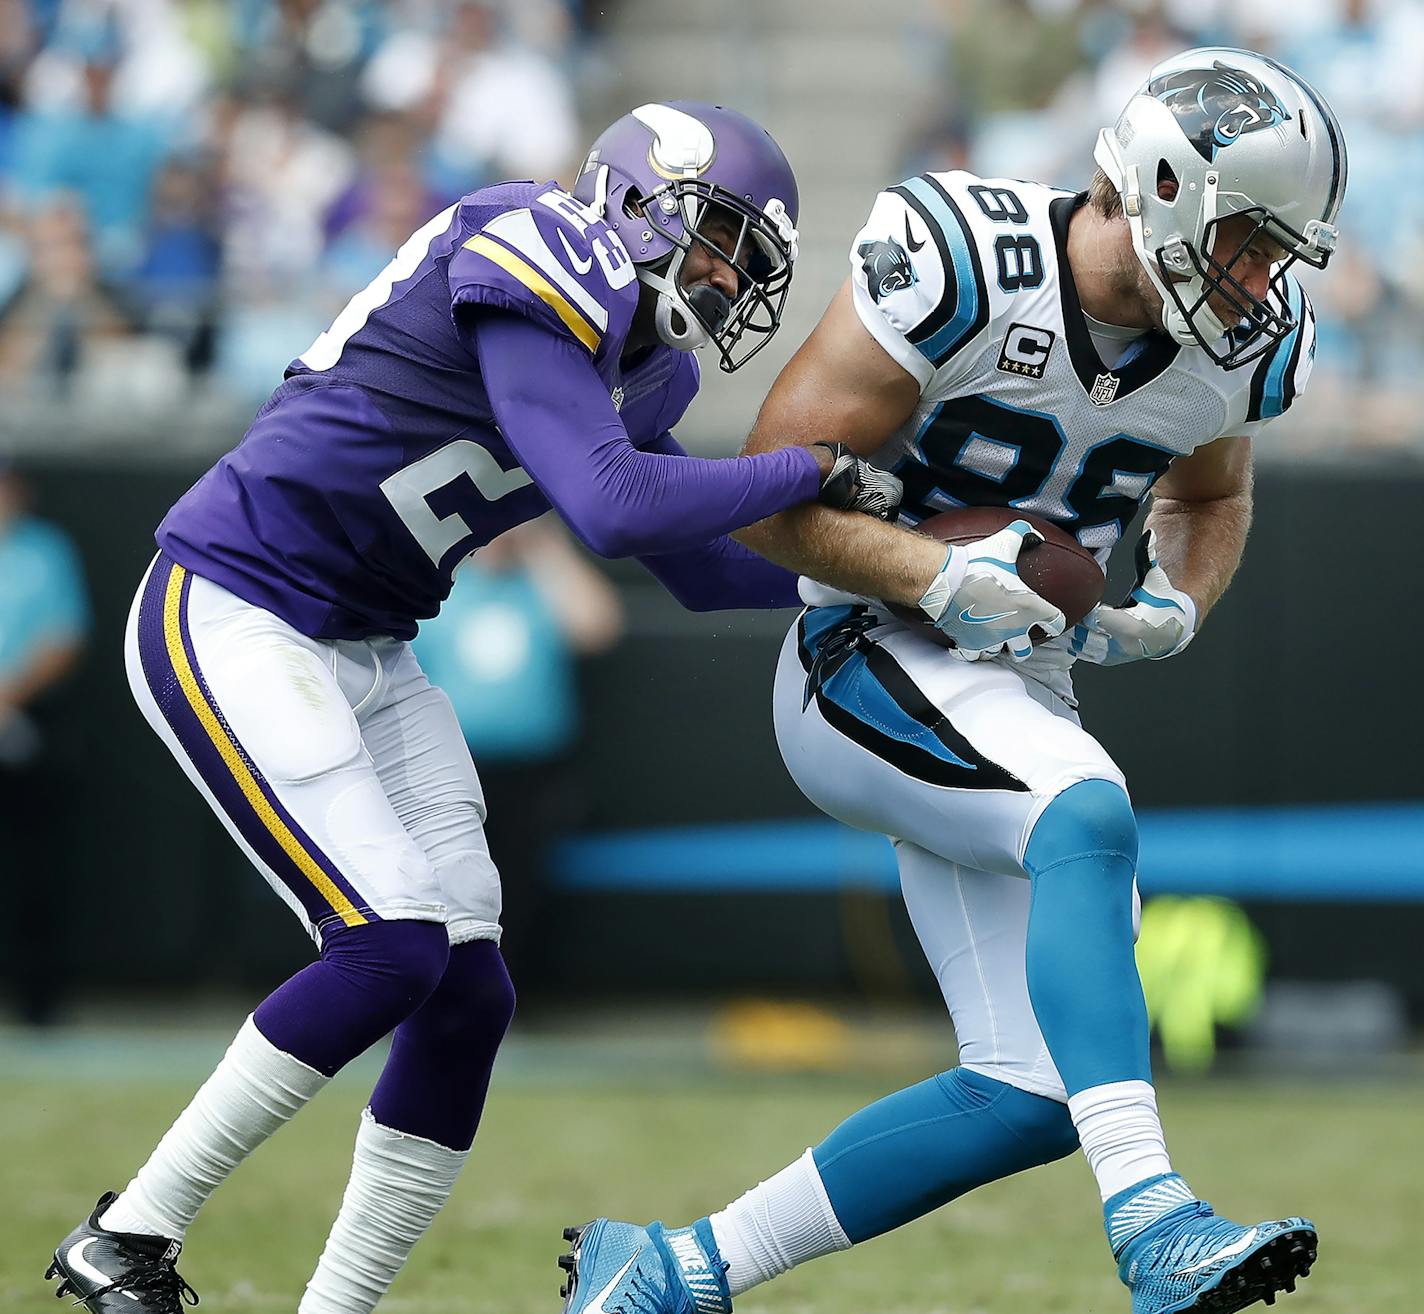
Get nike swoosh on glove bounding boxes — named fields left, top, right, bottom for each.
left=1070, top=530, right=1197, bottom=665
left=918, top=519, right=1066, bottom=661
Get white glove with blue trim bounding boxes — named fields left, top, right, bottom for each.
left=918, top=519, right=1066, bottom=662
left=1070, top=530, right=1197, bottom=665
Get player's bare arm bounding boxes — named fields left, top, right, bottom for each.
left=734, top=281, right=945, bottom=605
left=1146, top=432, right=1253, bottom=619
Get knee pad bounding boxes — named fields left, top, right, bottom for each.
left=321, top=918, right=451, bottom=1019
left=1024, top=779, right=1138, bottom=877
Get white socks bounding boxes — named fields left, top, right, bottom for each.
left=298, top=1109, right=468, bottom=1314
left=100, top=1016, right=329, bottom=1239
left=709, top=1149, right=851, bottom=1297
left=1068, top=1079, right=1174, bottom=1201
left=95, top=1017, right=466, bottom=1311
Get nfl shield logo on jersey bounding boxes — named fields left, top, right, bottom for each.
left=1090, top=372, right=1121, bottom=406
left=610, top=385, right=624, bottom=412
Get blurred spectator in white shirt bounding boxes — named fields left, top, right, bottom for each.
left=362, top=0, right=577, bottom=196
left=218, top=85, right=355, bottom=291
left=24, top=0, right=210, bottom=121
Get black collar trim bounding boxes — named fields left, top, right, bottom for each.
left=1049, top=193, right=1181, bottom=403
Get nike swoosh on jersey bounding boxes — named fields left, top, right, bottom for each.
left=558, top=229, right=594, bottom=275
left=66, top=1238, right=140, bottom=1301
left=1176, top=1228, right=1259, bottom=1276
left=588, top=1247, right=643, bottom=1314
left=904, top=214, right=925, bottom=253
left=958, top=606, right=1016, bottom=624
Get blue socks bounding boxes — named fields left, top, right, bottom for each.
left=784, top=781, right=1154, bottom=1252
left=1023, top=779, right=1150, bottom=1094
left=812, top=1067, right=1078, bottom=1243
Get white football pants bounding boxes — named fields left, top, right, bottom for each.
left=126, top=554, right=501, bottom=946
left=774, top=608, right=1138, bottom=1102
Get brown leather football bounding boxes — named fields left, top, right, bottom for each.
left=888, top=507, right=1105, bottom=647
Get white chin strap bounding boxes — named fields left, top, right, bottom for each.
left=1151, top=241, right=1231, bottom=347
left=1158, top=279, right=1231, bottom=348
left=640, top=255, right=712, bottom=353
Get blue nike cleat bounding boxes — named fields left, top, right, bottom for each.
left=1106, top=1173, right=1318, bottom=1314
left=558, top=1217, right=732, bottom=1314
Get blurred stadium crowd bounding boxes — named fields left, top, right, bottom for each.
left=0, top=0, right=600, bottom=405
left=0, top=0, right=1420, bottom=454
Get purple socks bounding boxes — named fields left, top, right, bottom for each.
left=251, top=922, right=515, bottom=1151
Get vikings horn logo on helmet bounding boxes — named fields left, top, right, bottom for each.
left=858, top=236, right=916, bottom=303
left=631, top=103, right=717, bottom=180
left=1148, top=61, right=1288, bottom=161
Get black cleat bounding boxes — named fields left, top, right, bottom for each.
left=557, top=1224, right=588, bottom=1314
left=47, top=1193, right=198, bottom=1312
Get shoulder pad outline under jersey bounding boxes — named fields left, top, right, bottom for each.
left=849, top=174, right=994, bottom=389
left=454, top=185, right=638, bottom=355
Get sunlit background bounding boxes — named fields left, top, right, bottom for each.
left=1, top=2, right=1420, bottom=1311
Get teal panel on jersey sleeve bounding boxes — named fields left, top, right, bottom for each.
left=894, top=175, right=989, bottom=368
left=1246, top=278, right=1310, bottom=423
left=1260, top=278, right=1305, bottom=420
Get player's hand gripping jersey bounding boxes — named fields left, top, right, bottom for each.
left=849, top=171, right=1315, bottom=562
left=158, top=181, right=806, bottom=640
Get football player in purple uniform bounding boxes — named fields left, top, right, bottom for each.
left=46, top=102, right=900, bottom=1314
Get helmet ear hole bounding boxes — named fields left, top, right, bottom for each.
left=622, top=187, right=645, bottom=220
left=1156, top=159, right=1180, bottom=203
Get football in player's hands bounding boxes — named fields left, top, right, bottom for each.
left=889, top=507, right=1104, bottom=647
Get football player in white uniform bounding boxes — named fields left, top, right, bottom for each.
left=560, top=48, right=1345, bottom=1314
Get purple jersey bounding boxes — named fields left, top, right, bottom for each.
left=158, top=181, right=703, bottom=640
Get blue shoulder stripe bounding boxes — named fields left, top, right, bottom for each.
left=1247, top=279, right=1307, bottom=422
left=890, top=175, right=989, bottom=367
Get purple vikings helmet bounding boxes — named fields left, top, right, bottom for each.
left=573, top=101, right=800, bottom=372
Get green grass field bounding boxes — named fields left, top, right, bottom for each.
left=4, top=1032, right=1418, bottom=1314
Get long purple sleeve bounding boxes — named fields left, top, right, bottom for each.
left=637, top=534, right=804, bottom=611
left=471, top=311, right=820, bottom=558
left=633, top=430, right=802, bottom=611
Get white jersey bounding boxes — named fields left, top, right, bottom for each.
left=849, top=170, right=1316, bottom=557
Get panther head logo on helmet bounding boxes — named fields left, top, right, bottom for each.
left=858, top=236, right=917, bottom=303
left=1095, top=47, right=1344, bottom=369
left=1147, top=61, right=1289, bottom=161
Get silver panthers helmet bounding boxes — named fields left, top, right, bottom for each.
left=1094, top=47, right=1347, bottom=369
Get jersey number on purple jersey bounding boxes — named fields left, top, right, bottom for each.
left=379, top=441, right=533, bottom=566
